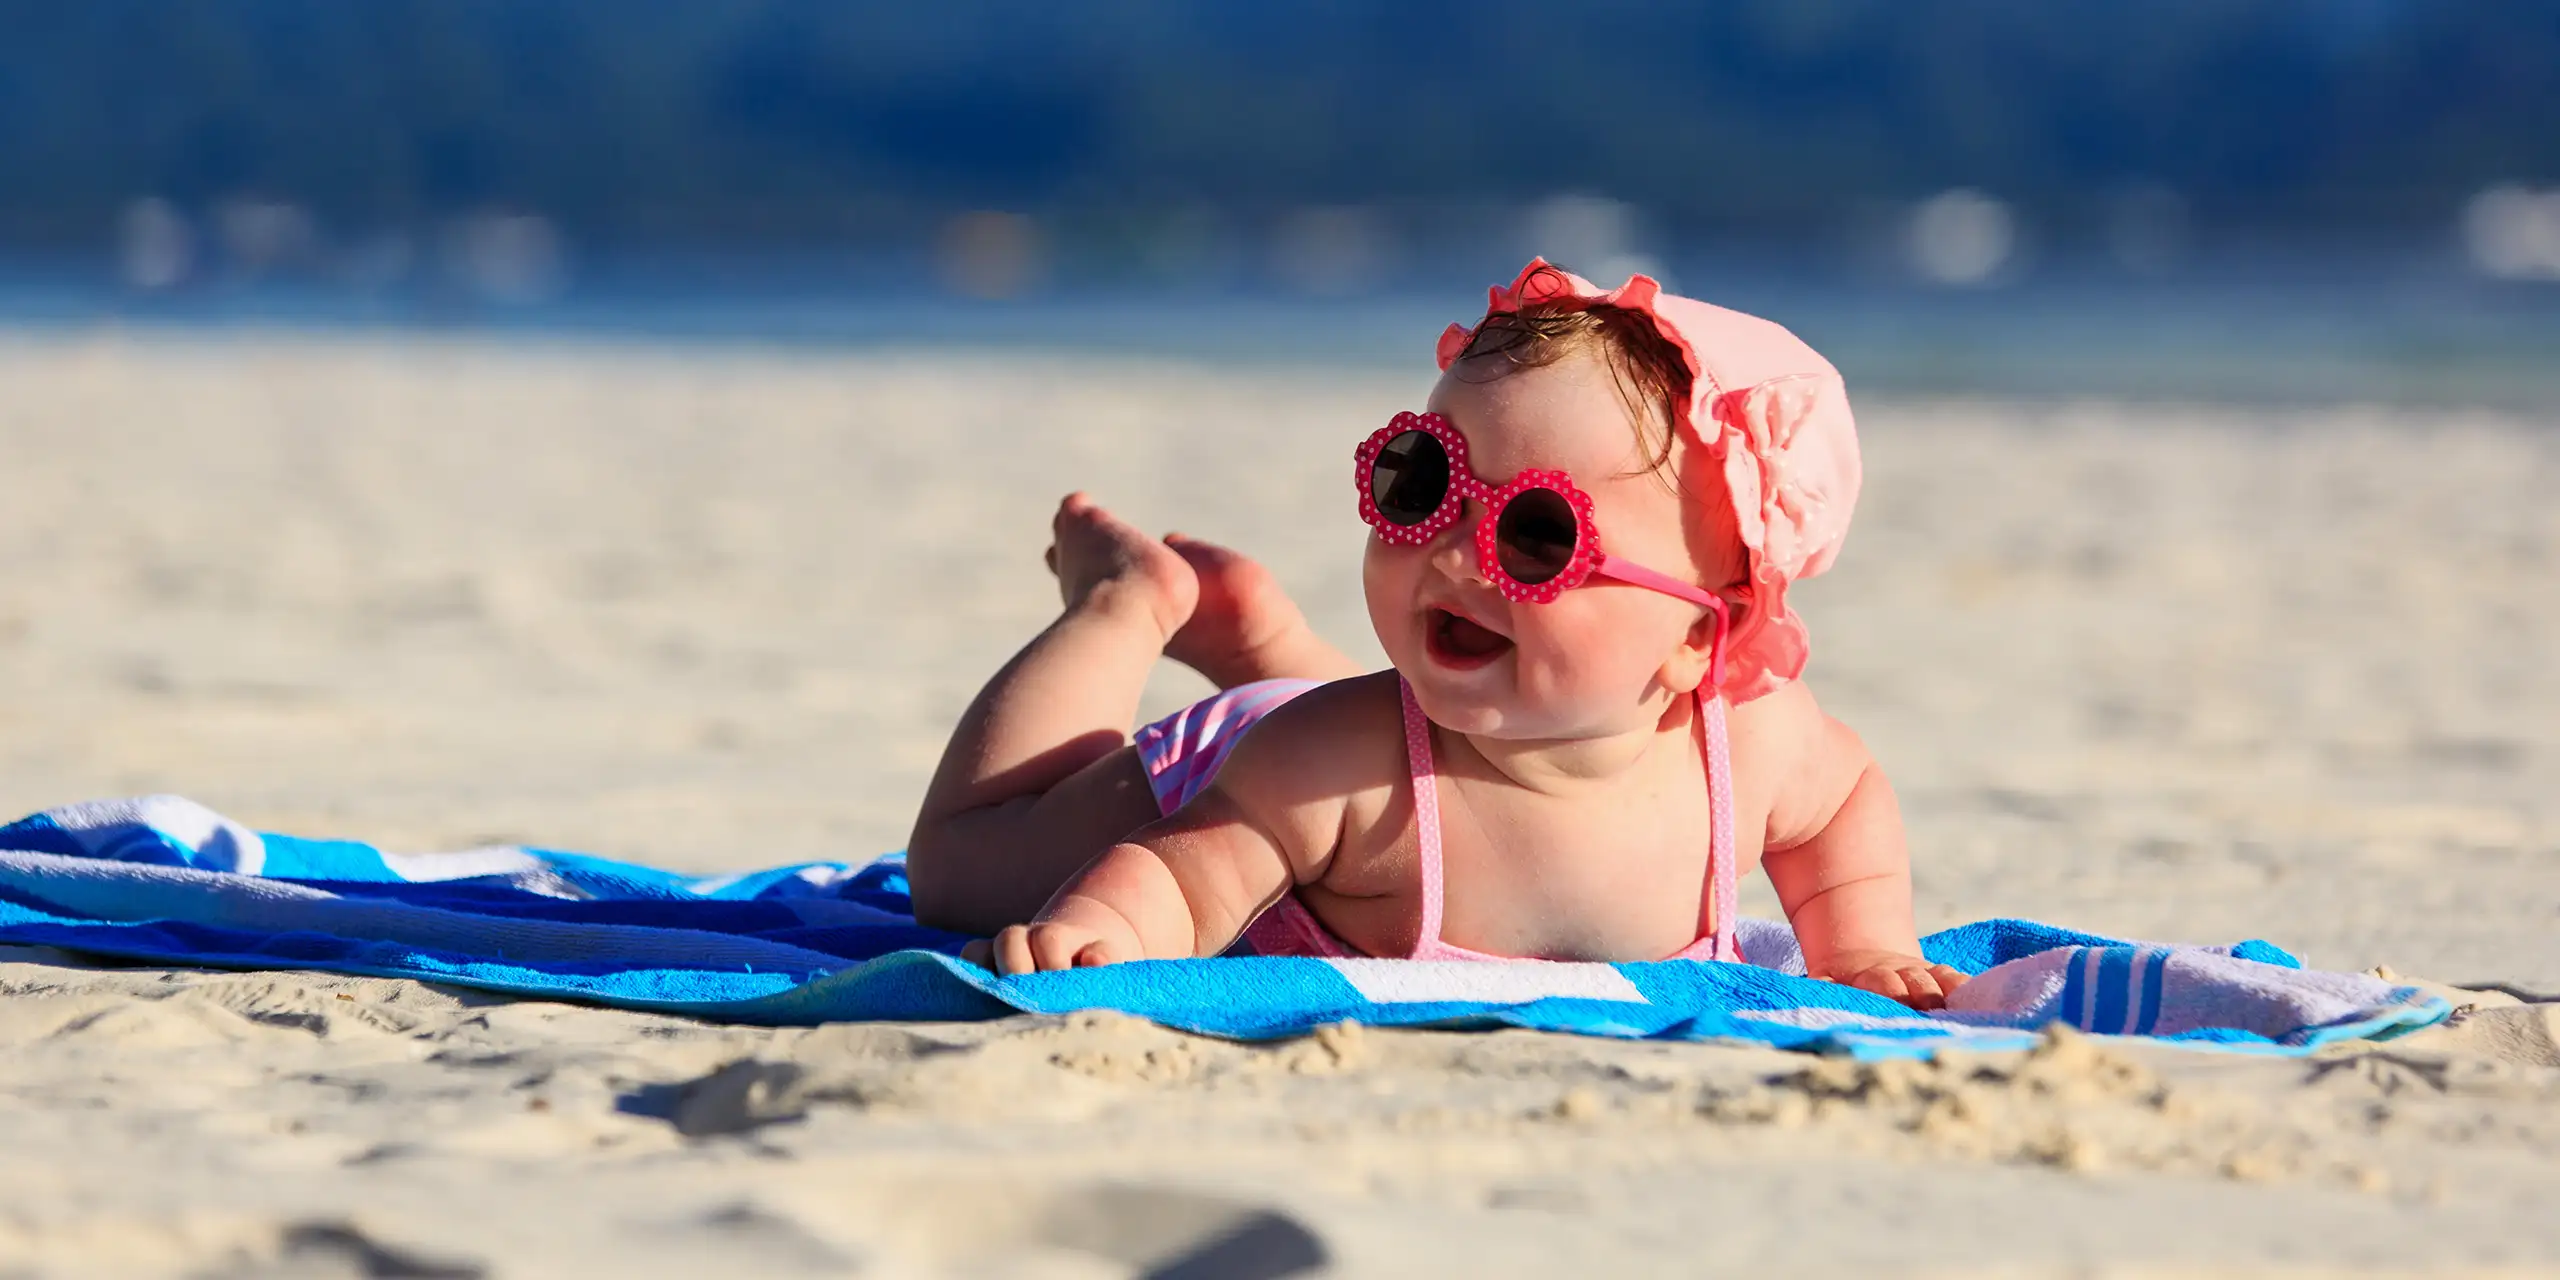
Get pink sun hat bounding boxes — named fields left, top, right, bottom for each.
left=1436, top=259, right=1862, bottom=702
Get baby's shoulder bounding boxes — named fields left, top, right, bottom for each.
left=1208, top=672, right=1411, bottom=869
left=1725, top=678, right=1880, bottom=834
left=1726, top=679, right=1872, bottom=789
left=1218, top=671, right=1408, bottom=798
left=1725, top=677, right=1829, bottom=748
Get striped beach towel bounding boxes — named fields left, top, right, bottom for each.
left=0, top=794, right=2449, bottom=1060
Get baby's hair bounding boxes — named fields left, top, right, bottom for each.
left=1450, top=264, right=1692, bottom=483
left=1451, top=263, right=1747, bottom=592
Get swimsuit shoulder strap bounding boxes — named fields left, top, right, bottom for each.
left=1698, top=690, right=1742, bottom=962
left=1395, top=675, right=1447, bottom=951
left=1398, top=675, right=1738, bottom=965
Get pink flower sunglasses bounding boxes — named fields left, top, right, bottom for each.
left=1354, top=411, right=1730, bottom=654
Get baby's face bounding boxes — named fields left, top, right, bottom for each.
left=1363, top=349, right=1726, bottom=740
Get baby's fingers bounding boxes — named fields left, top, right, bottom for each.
left=1894, top=965, right=1949, bottom=1011
left=1028, top=926, right=1092, bottom=973
left=989, top=926, right=1038, bottom=976
left=959, top=938, right=993, bottom=970
left=1072, top=938, right=1127, bottom=968
left=1849, top=966, right=1912, bottom=1001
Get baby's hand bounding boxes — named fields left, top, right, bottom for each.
left=961, top=901, right=1147, bottom=976
left=1812, top=950, right=1969, bottom=1011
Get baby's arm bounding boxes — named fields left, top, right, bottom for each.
left=977, top=785, right=1300, bottom=971
left=1752, top=682, right=1967, bottom=1008
left=974, top=685, right=1368, bottom=973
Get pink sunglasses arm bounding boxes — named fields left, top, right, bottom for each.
left=1593, top=555, right=1725, bottom=611
left=1595, top=555, right=1733, bottom=693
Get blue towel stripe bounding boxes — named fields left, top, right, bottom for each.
left=2134, top=947, right=2169, bottom=1035
left=2058, top=946, right=2089, bottom=1029
left=2090, top=946, right=2133, bottom=1034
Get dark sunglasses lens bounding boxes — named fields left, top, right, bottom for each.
left=1369, top=429, right=1450, bottom=526
left=1494, top=488, right=1580, bottom=584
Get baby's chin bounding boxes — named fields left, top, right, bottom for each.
left=1407, top=688, right=1633, bottom=744
left=1397, top=656, right=1613, bottom=741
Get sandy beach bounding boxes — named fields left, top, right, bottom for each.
left=0, top=332, right=2553, bottom=1276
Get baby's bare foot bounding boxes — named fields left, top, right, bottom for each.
left=1046, top=493, right=1199, bottom=644
left=1162, top=534, right=1353, bottom=687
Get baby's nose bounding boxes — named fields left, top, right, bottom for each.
left=1427, top=499, right=1489, bottom=583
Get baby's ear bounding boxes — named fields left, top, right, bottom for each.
left=1657, top=597, right=1741, bottom=695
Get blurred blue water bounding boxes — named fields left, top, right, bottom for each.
left=3, top=245, right=2555, bottom=409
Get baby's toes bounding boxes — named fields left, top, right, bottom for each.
left=1053, top=490, right=1100, bottom=524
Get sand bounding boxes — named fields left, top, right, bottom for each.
left=0, top=331, right=2553, bottom=1276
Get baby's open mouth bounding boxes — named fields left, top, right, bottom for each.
left=1426, top=607, right=1512, bottom=668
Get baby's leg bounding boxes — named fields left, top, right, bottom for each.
left=908, top=495, right=1196, bottom=933
left=1162, top=534, right=1364, bottom=689
left=906, top=495, right=1357, bottom=934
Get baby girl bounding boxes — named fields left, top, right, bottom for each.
left=907, top=261, right=1966, bottom=1008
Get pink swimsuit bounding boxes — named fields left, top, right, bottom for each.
left=1132, top=677, right=1741, bottom=963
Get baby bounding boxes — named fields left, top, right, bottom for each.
left=907, top=261, right=1966, bottom=1008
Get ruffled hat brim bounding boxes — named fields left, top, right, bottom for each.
left=1438, top=259, right=1862, bottom=703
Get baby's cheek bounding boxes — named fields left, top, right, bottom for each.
left=1504, top=612, right=1588, bottom=690
left=1525, top=602, right=1682, bottom=700
left=1359, top=542, right=1416, bottom=655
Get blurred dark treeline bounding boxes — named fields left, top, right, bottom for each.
left=0, top=0, right=2553, bottom=251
